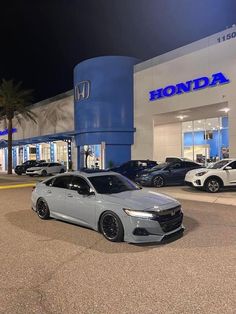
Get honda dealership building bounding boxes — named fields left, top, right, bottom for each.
left=0, top=25, right=235, bottom=171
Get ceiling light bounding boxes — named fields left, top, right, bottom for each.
left=176, top=115, right=188, bottom=120
left=219, top=108, right=230, bottom=113
left=208, top=123, right=211, bottom=126
left=198, top=120, right=201, bottom=123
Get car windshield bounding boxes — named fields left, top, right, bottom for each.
left=149, top=162, right=169, bottom=171
left=88, top=174, right=140, bottom=194
left=210, top=160, right=232, bottom=169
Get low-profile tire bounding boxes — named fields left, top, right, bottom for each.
left=36, top=198, right=50, bottom=219
left=99, top=211, right=124, bottom=242
left=41, top=170, right=47, bottom=176
left=60, top=169, right=65, bottom=173
left=153, top=175, right=165, bottom=188
left=204, top=177, right=221, bottom=193
left=16, top=172, right=22, bottom=176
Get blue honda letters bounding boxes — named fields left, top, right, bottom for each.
left=149, top=72, right=230, bottom=101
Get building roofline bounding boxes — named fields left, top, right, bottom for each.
left=29, top=89, right=74, bottom=109
left=134, top=24, right=236, bottom=73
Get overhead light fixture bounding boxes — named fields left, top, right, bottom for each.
left=219, top=108, right=230, bottom=113
left=198, top=120, right=201, bottom=123
left=208, top=123, right=211, bottom=126
left=176, top=115, right=188, bottom=120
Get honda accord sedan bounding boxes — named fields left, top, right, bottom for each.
left=32, top=171, right=184, bottom=243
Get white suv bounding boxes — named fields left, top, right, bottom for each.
left=26, top=162, right=66, bottom=176
left=185, top=159, right=236, bottom=193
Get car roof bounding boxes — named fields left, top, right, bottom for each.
left=49, top=170, right=120, bottom=178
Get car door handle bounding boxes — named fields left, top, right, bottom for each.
left=47, top=190, right=52, bottom=194
left=67, top=194, right=73, bottom=198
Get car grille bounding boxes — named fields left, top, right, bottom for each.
left=153, top=206, right=183, bottom=233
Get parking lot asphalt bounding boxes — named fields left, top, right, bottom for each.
left=0, top=187, right=235, bottom=313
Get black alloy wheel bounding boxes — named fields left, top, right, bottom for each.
left=41, top=170, right=47, bottom=176
left=153, top=175, right=165, bottom=188
left=100, top=211, right=124, bottom=242
left=205, top=178, right=221, bottom=193
left=36, top=199, right=50, bottom=219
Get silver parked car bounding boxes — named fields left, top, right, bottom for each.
left=26, top=162, right=66, bottom=176
left=31, top=171, right=184, bottom=243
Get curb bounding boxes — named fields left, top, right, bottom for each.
left=162, top=192, right=236, bottom=206
left=0, top=183, right=36, bottom=190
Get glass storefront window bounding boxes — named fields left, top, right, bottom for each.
left=182, top=117, right=229, bottom=164
left=80, top=144, right=101, bottom=169
left=41, top=143, right=50, bottom=162
left=56, top=141, right=68, bottom=168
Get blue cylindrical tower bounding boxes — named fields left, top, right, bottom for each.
left=74, top=56, right=139, bottom=169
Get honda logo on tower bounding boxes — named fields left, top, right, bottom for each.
left=75, top=80, right=90, bottom=101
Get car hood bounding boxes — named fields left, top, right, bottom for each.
left=187, top=167, right=209, bottom=175
left=101, top=190, right=179, bottom=211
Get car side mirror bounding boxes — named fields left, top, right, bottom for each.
left=135, top=182, right=143, bottom=189
left=77, top=186, right=95, bottom=196
left=224, top=166, right=232, bottom=170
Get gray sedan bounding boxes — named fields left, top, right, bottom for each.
left=31, top=171, right=184, bottom=243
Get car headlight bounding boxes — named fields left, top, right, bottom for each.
left=123, top=208, right=155, bottom=219
left=195, top=171, right=208, bottom=176
left=141, top=174, right=150, bottom=178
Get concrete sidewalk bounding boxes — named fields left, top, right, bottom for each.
left=145, top=186, right=236, bottom=206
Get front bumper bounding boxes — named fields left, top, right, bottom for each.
left=185, top=178, right=204, bottom=187
left=26, top=170, right=42, bottom=176
left=123, top=208, right=184, bottom=243
left=135, top=176, right=153, bottom=186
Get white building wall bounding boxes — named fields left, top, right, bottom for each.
left=154, top=123, right=182, bottom=162
left=133, top=26, right=236, bottom=159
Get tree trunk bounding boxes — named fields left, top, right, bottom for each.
left=85, top=153, right=88, bottom=168
left=7, top=119, right=13, bottom=175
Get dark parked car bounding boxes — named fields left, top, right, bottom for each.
left=110, top=160, right=157, bottom=181
left=14, top=160, right=46, bottom=175
left=136, top=161, right=202, bottom=187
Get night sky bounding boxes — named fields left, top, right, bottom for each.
left=1, top=0, right=236, bottom=102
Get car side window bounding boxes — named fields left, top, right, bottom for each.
left=45, top=178, right=54, bottom=186
left=185, top=162, right=198, bottom=168
left=169, top=162, right=182, bottom=169
left=228, top=161, right=236, bottom=169
left=52, top=176, right=72, bottom=189
left=71, top=176, right=90, bottom=191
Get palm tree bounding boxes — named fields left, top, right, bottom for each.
left=0, top=79, right=36, bottom=174
left=81, top=145, right=94, bottom=168
left=40, top=101, right=73, bottom=134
